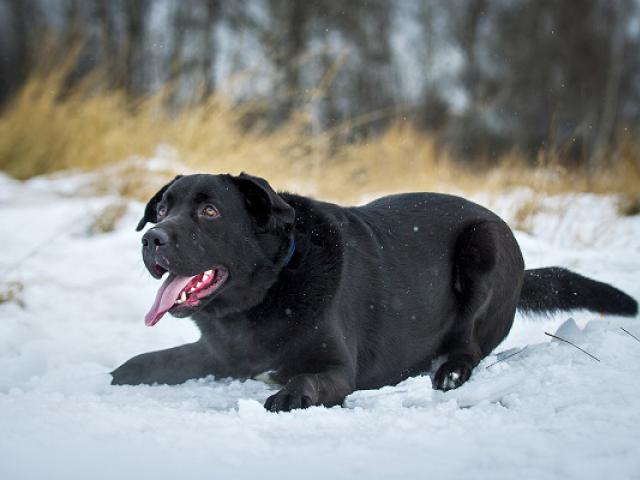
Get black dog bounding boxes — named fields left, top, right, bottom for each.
left=111, top=173, right=638, bottom=411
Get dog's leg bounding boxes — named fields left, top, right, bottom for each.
left=264, top=368, right=354, bottom=412
left=111, top=340, right=221, bottom=385
left=434, top=221, right=524, bottom=391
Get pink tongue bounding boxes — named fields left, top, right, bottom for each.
left=144, top=274, right=193, bottom=327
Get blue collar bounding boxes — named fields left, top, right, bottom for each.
left=282, top=235, right=296, bottom=267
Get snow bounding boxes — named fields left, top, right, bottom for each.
left=1, top=171, right=639, bottom=480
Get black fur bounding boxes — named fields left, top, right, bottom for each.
left=519, top=267, right=637, bottom=316
left=112, top=173, right=638, bottom=411
left=136, top=175, right=182, bottom=231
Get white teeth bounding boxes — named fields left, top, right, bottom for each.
left=180, top=291, right=187, bottom=301
left=176, top=299, right=183, bottom=304
left=196, top=282, right=203, bottom=288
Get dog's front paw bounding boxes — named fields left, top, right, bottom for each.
left=264, top=389, right=313, bottom=412
left=110, top=358, right=148, bottom=386
left=433, top=360, right=473, bottom=391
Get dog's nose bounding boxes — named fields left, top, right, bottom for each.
left=142, top=228, right=169, bottom=247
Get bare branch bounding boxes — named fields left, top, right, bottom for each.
left=544, top=332, right=600, bottom=362
left=485, top=345, right=528, bottom=370
left=620, top=327, right=640, bottom=344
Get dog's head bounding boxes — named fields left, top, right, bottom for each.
left=137, top=173, right=295, bottom=325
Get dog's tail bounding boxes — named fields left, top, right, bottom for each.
left=517, top=267, right=638, bottom=317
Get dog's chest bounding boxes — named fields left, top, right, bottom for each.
left=197, top=314, right=287, bottom=376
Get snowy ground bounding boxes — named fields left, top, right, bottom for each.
left=0, top=170, right=639, bottom=480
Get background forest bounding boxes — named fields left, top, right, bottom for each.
left=1, top=0, right=639, bottom=201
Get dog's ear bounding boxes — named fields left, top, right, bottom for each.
left=230, top=172, right=294, bottom=232
left=136, top=175, right=183, bottom=231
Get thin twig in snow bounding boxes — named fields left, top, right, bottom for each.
left=544, top=332, right=600, bottom=362
left=620, top=327, right=640, bottom=344
left=485, top=345, right=528, bottom=370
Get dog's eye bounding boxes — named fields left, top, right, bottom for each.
left=157, top=205, right=167, bottom=219
left=201, top=205, right=219, bottom=218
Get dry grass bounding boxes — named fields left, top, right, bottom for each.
left=0, top=281, right=24, bottom=308
left=87, top=201, right=129, bottom=235
left=1, top=68, right=639, bottom=207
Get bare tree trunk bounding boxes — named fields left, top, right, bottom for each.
left=124, top=0, right=149, bottom=97
left=267, top=0, right=308, bottom=122
left=591, top=4, right=627, bottom=169
left=95, top=2, right=123, bottom=90
left=201, top=0, right=219, bottom=100
left=1, top=0, right=39, bottom=102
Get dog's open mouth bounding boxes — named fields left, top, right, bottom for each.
left=144, top=267, right=228, bottom=326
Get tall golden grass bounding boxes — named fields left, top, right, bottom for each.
left=1, top=67, right=639, bottom=206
